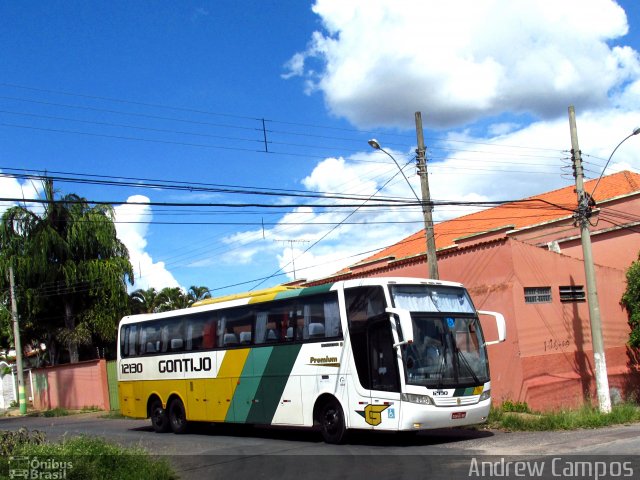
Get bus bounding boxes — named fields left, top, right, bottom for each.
left=117, top=277, right=505, bottom=443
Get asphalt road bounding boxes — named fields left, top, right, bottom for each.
left=1, top=413, right=639, bottom=479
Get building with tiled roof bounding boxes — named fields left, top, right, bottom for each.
left=307, top=171, right=640, bottom=410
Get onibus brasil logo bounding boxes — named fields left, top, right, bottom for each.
left=9, top=456, right=73, bottom=479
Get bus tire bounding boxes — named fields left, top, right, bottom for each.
left=168, top=398, right=189, bottom=434
left=319, top=399, right=346, bottom=444
left=150, top=398, right=170, bottom=433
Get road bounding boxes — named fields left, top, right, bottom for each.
left=1, top=413, right=639, bottom=479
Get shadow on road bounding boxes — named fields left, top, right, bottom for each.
left=130, top=421, right=494, bottom=447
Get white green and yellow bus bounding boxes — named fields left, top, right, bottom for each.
left=117, top=277, right=505, bottom=443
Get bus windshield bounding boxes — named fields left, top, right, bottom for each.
left=391, top=285, right=489, bottom=388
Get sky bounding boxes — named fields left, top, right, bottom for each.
left=1, top=0, right=639, bottom=296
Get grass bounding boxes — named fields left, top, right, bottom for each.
left=0, top=433, right=176, bottom=480
left=487, top=401, right=640, bottom=431
left=42, top=407, right=71, bottom=417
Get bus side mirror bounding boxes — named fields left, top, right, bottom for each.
left=386, top=307, right=414, bottom=348
left=477, top=310, right=506, bottom=346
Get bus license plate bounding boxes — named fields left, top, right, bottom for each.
left=451, top=412, right=466, bottom=419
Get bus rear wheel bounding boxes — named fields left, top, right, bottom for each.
left=319, top=399, right=346, bottom=444
left=168, top=398, right=189, bottom=434
left=150, top=398, right=170, bottom=433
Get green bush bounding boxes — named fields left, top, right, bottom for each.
left=42, top=407, right=70, bottom=417
left=0, top=428, right=46, bottom=456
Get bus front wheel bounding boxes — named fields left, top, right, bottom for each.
left=168, top=398, right=189, bottom=434
left=319, top=399, right=346, bottom=444
left=150, top=398, right=170, bottom=433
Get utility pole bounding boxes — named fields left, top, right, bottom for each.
left=275, top=239, right=310, bottom=280
left=415, top=112, right=439, bottom=280
left=9, top=266, right=27, bottom=415
left=568, top=105, right=611, bottom=413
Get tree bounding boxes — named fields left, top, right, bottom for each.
left=130, top=287, right=160, bottom=314
left=187, top=285, right=211, bottom=305
left=622, top=258, right=640, bottom=349
left=156, top=287, right=190, bottom=311
left=128, top=285, right=211, bottom=316
left=0, top=179, right=134, bottom=364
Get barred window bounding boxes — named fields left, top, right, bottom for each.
left=524, top=287, right=552, bottom=304
left=559, top=285, right=586, bottom=302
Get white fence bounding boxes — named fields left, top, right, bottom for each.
left=0, top=361, right=17, bottom=410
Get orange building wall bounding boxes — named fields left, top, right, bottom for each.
left=31, top=359, right=110, bottom=411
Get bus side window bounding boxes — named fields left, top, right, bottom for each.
left=142, top=326, right=159, bottom=354
left=202, top=318, right=216, bottom=349
left=186, top=317, right=205, bottom=351
left=301, top=293, right=341, bottom=341
left=120, top=326, right=128, bottom=357
left=169, top=321, right=184, bottom=351
left=160, top=325, right=169, bottom=353
left=127, top=326, right=138, bottom=357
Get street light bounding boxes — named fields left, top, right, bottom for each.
left=368, top=138, right=439, bottom=279
left=590, top=127, right=640, bottom=199
left=368, top=139, right=421, bottom=202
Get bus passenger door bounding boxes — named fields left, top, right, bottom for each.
left=366, top=319, right=401, bottom=430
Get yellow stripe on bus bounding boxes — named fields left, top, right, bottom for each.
left=192, top=285, right=299, bottom=307
left=210, top=348, right=251, bottom=421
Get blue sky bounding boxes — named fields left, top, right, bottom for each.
left=2, top=0, right=639, bottom=296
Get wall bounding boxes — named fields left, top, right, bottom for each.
left=0, top=363, right=16, bottom=409
left=31, top=359, right=110, bottom=411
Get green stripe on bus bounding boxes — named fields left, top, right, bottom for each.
left=245, top=343, right=303, bottom=424
left=227, top=347, right=273, bottom=423
left=274, top=283, right=334, bottom=300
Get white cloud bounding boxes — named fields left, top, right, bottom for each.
left=0, top=174, right=43, bottom=217
left=286, top=0, right=639, bottom=128
left=221, top=154, right=428, bottom=281
left=114, top=195, right=180, bottom=292
left=220, top=0, right=640, bottom=284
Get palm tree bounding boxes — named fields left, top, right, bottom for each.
left=157, top=287, right=190, bottom=311
left=130, top=287, right=160, bottom=314
left=187, top=285, right=211, bottom=305
left=0, top=179, right=134, bottom=364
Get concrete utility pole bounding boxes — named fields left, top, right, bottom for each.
left=415, top=112, right=439, bottom=280
left=9, top=266, right=27, bottom=415
left=568, top=105, right=611, bottom=413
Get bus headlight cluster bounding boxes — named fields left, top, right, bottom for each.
left=401, top=393, right=435, bottom=405
left=479, top=389, right=491, bottom=402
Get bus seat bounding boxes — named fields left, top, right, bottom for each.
left=285, top=327, right=294, bottom=340
left=309, top=323, right=325, bottom=338
left=239, top=331, right=252, bottom=344
left=224, top=333, right=239, bottom=346
left=266, top=329, right=278, bottom=342
left=146, top=342, right=156, bottom=354
left=170, top=338, right=183, bottom=351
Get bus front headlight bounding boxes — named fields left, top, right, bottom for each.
left=401, top=393, right=434, bottom=405
left=479, top=389, right=491, bottom=402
